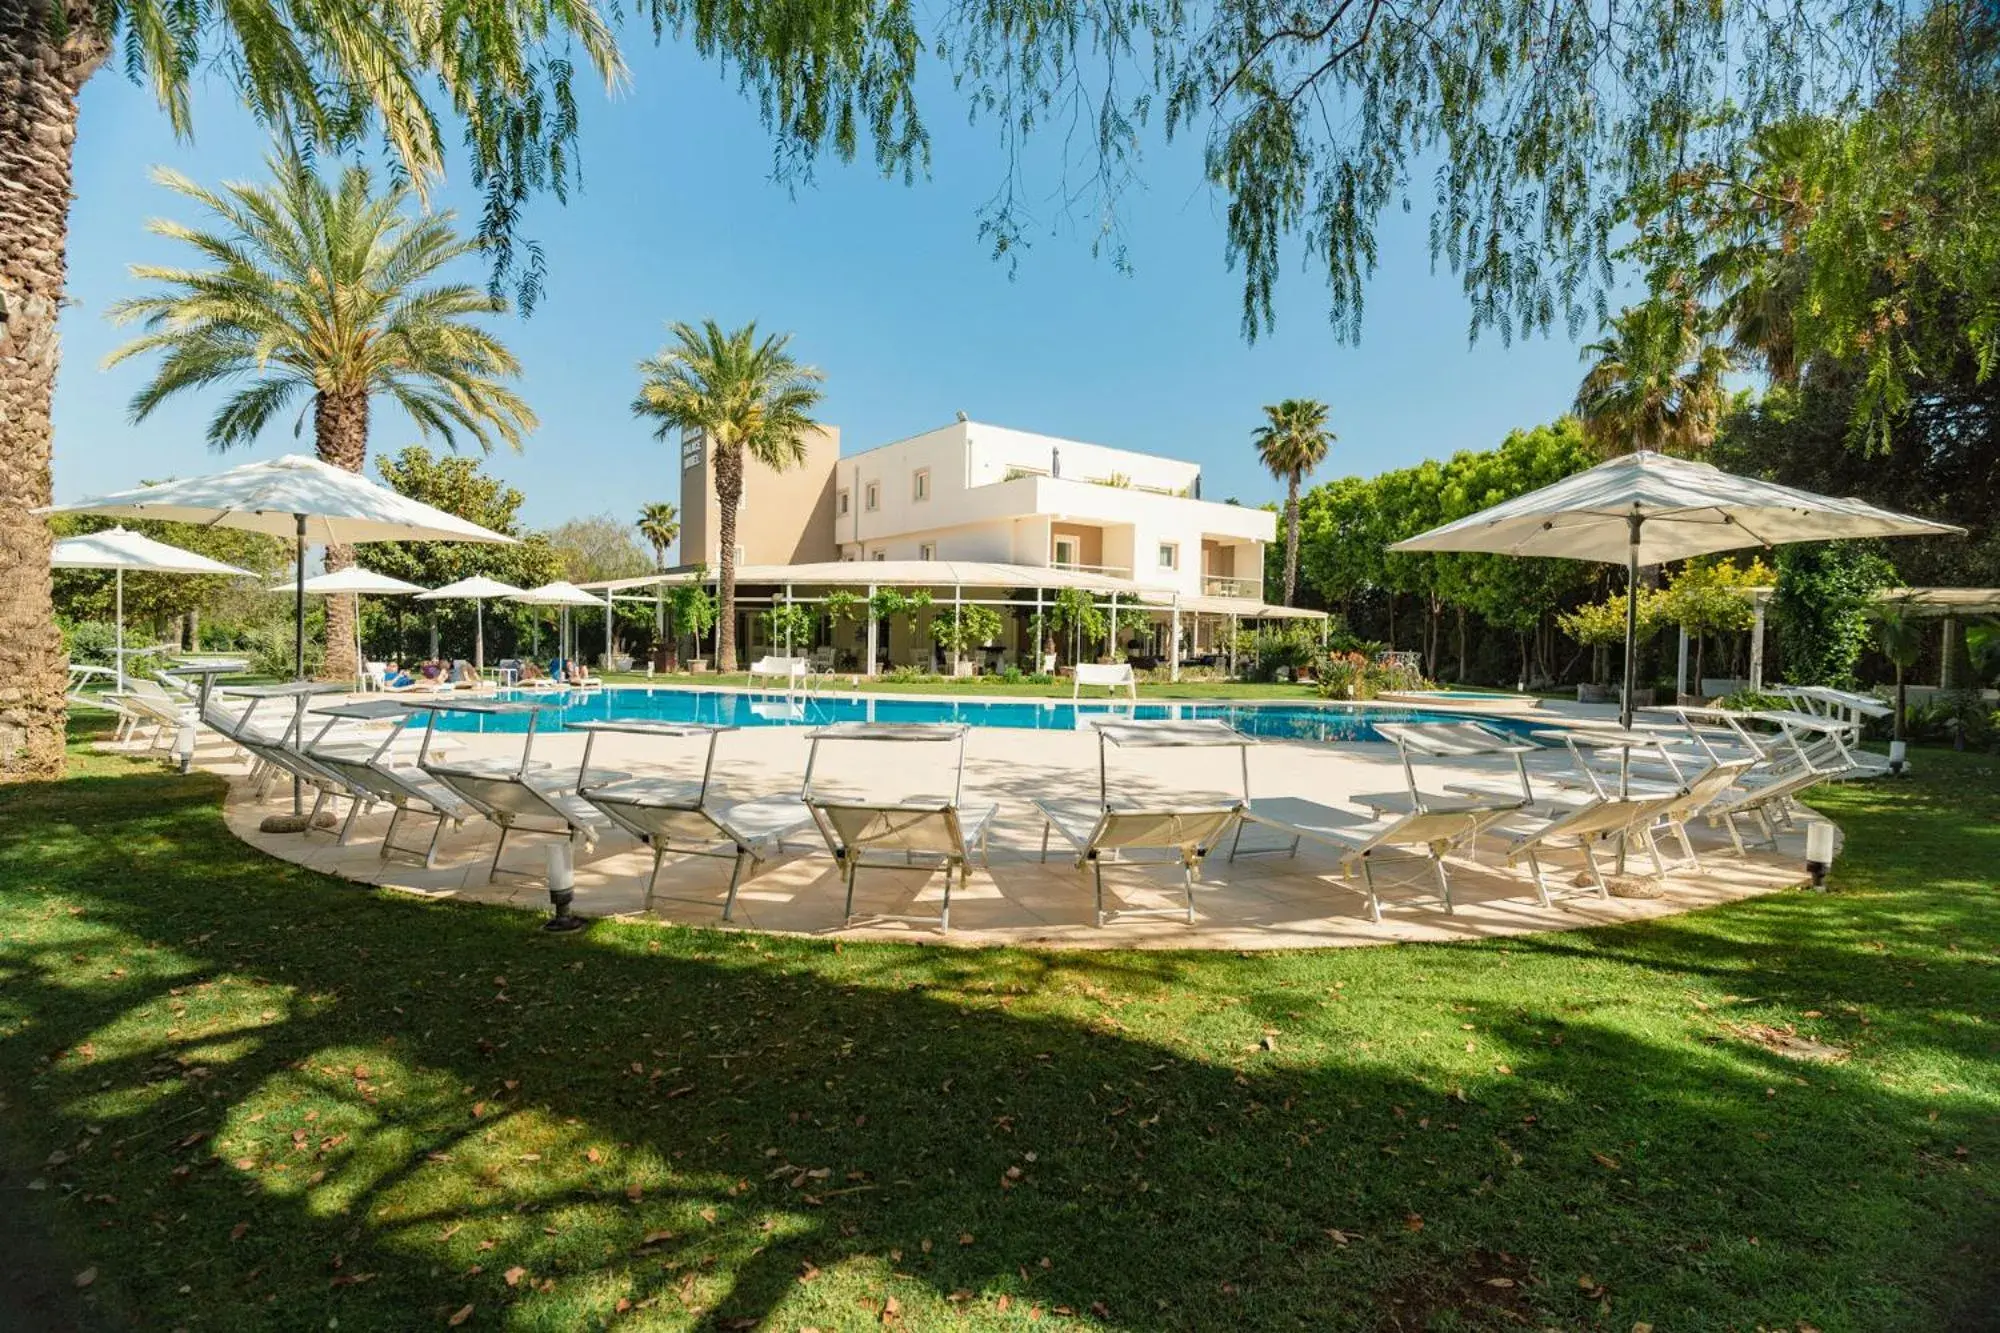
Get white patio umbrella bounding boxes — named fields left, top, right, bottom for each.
left=1390, top=451, right=1963, bottom=726
left=45, top=454, right=514, bottom=680
left=416, top=575, right=524, bottom=671
left=267, top=566, right=428, bottom=682
left=51, top=527, right=252, bottom=690
left=511, top=581, right=604, bottom=664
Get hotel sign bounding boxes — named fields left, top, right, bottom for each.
left=681, top=430, right=705, bottom=470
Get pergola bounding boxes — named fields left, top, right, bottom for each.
left=1683, top=585, right=1998, bottom=697
left=1876, top=587, right=2000, bottom=689
left=575, top=559, right=1328, bottom=680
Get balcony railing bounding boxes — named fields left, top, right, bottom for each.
left=1202, top=575, right=1260, bottom=599
left=1051, top=559, right=1133, bottom=577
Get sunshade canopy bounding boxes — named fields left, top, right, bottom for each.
left=51, top=526, right=252, bottom=577
left=1389, top=451, right=1963, bottom=565
left=45, top=454, right=516, bottom=546
left=416, top=575, right=525, bottom=600
left=512, top=580, right=605, bottom=606
left=269, top=566, right=427, bottom=596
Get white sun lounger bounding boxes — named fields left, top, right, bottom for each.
left=802, top=722, right=996, bottom=932
left=1232, top=796, right=1525, bottom=920
left=1033, top=719, right=1249, bottom=927
left=1501, top=794, right=1681, bottom=905
left=569, top=720, right=815, bottom=920
left=415, top=698, right=611, bottom=882
left=298, top=699, right=477, bottom=865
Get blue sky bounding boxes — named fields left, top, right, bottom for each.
left=53, top=36, right=1604, bottom=556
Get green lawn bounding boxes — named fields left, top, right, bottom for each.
left=1, top=720, right=1994, bottom=1331
left=600, top=672, right=1325, bottom=701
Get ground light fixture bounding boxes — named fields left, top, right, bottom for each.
left=1888, top=740, right=1909, bottom=776
left=1805, top=821, right=1837, bottom=892
left=545, top=843, right=585, bottom=932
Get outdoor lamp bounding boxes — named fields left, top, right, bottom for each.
left=1804, top=821, right=1837, bottom=892
left=544, top=842, right=585, bottom=933
left=1888, top=740, right=1908, bottom=776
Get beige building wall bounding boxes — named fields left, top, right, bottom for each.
left=679, top=425, right=841, bottom=567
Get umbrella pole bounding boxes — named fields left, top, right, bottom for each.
left=1620, top=514, right=1642, bottom=730
left=115, top=568, right=125, bottom=693
left=476, top=600, right=485, bottom=674
left=294, top=514, right=307, bottom=682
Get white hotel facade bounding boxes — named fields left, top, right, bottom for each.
left=827, top=421, right=1273, bottom=599
left=636, top=417, right=1290, bottom=672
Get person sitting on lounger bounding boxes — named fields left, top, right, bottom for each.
left=562, top=659, right=590, bottom=686
left=517, top=661, right=548, bottom=683
left=381, top=662, right=418, bottom=689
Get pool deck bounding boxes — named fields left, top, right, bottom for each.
left=171, top=690, right=1818, bottom=951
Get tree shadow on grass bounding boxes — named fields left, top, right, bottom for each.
left=1, top=744, right=1996, bottom=1331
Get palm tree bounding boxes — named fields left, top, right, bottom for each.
left=1252, top=399, right=1334, bottom=605
left=1873, top=602, right=1926, bottom=746
left=632, top=321, right=824, bottom=672
left=106, top=157, right=534, bottom=682
left=1574, top=302, right=1733, bottom=458
left=636, top=502, right=681, bottom=572
left=0, top=0, right=623, bottom=779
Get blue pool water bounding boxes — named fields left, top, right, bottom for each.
left=428, top=687, right=1547, bottom=745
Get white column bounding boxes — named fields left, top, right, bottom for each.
left=865, top=583, right=879, bottom=678
left=1108, top=590, right=1119, bottom=664
left=1033, top=586, right=1044, bottom=670
left=952, top=582, right=963, bottom=674
left=1749, top=602, right=1766, bottom=690
left=604, top=591, right=614, bottom=667
left=1942, top=616, right=1956, bottom=688
left=1676, top=627, right=1690, bottom=699
left=1169, top=594, right=1182, bottom=683
left=784, top=584, right=794, bottom=657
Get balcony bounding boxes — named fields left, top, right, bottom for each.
left=1202, top=575, right=1261, bottom=599
left=1052, top=559, right=1132, bottom=577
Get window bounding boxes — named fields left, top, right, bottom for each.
left=912, top=468, right=931, bottom=501
left=918, top=542, right=935, bottom=560
left=871, top=549, right=887, bottom=562
left=837, top=489, right=850, bottom=516
left=1053, top=536, right=1080, bottom=569
left=864, top=482, right=880, bottom=512
left=1158, top=542, right=1179, bottom=570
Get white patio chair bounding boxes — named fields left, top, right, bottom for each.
left=801, top=722, right=996, bottom=932
left=299, top=700, right=477, bottom=865
left=569, top=720, right=816, bottom=921
left=748, top=656, right=811, bottom=694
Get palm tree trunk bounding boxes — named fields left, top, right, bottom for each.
left=1283, top=475, right=1301, bottom=606
left=0, top=7, right=106, bottom=779
left=714, top=441, right=743, bottom=672
left=314, top=388, right=369, bottom=682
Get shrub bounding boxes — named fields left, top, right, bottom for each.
left=60, top=619, right=119, bottom=665
left=1236, top=626, right=1318, bottom=682
left=882, top=666, right=942, bottom=684
left=1313, top=650, right=1430, bottom=700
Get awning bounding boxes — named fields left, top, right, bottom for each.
left=579, top=559, right=1174, bottom=597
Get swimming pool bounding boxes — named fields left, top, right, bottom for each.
left=427, top=686, right=1547, bottom=745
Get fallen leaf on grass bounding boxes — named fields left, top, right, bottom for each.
left=504, top=1267, right=526, bottom=1287
left=1403, top=1214, right=1424, bottom=1232
left=1592, top=1152, right=1621, bottom=1170
left=73, top=1268, right=96, bottom=1289
left=447, top=1304, right=474, bottom=1326
left=229, top=1222, right=250, bottom=1241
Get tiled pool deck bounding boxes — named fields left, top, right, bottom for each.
left=179, top=698, right=1812, bottom=950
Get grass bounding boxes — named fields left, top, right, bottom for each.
left=1, top=719, right=1995, bottom=1331
left=598, top=672, right=1324, bottom=701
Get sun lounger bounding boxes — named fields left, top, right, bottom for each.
left=1500, top=794, right=1681, bottom=905
left=801, top=722, right=997, bottom=932
left=1071, top=662, right=1138, bottom=701
left=414, top=699, right=611, bottom=882
left=569, top=720, right=815, bottom=920
left=298, top=700, right=477, bottom=865
left=1033, top=719, right=1251, bottom=927
left=1233, top=796, right=1525, bottom=919
left=1650, top=757, right=1757, bottom=868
